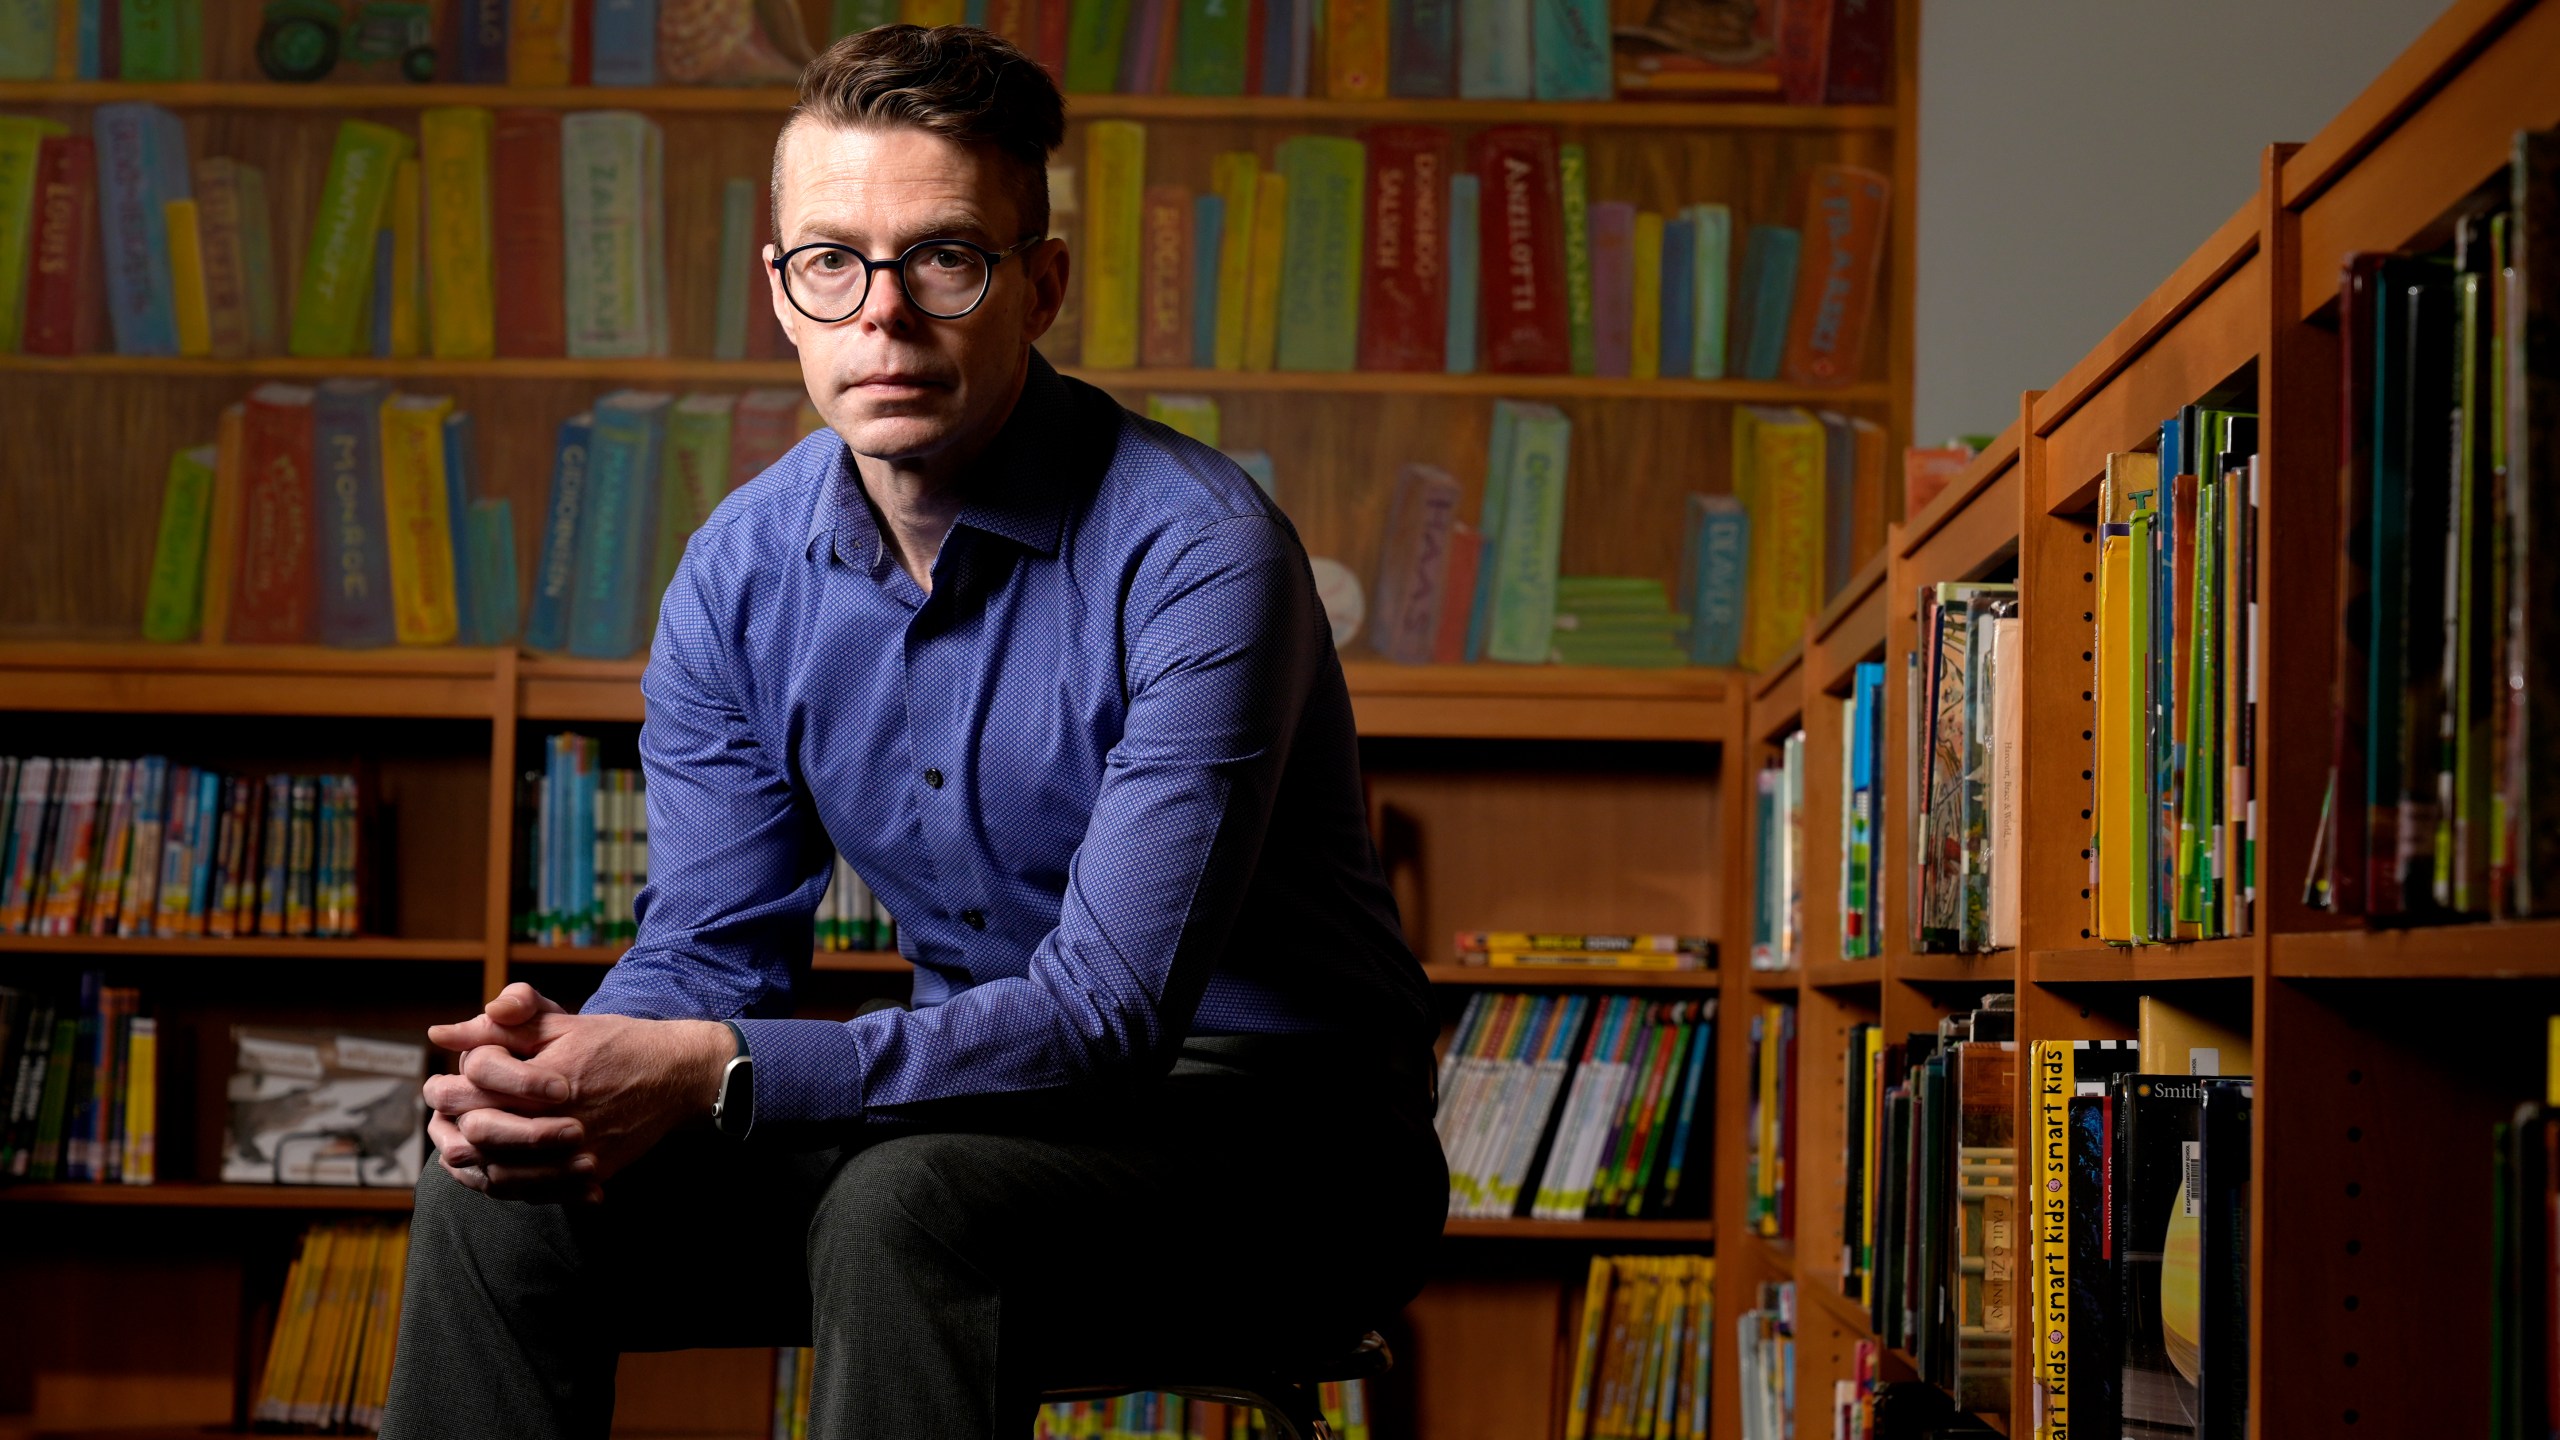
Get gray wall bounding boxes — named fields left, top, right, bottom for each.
left=1913, top=0, right=2451, bottom=443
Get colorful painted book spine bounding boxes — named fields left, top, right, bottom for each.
left=1432, top=520, right=1484, bottom=663
left=1189, top=192, right=1223, bottom=366
left=454, top=0, right=509, bottom=82
left=509, top=0, right=573, bottom=83
left=1371, top=463, right=1461, bottom=664
left=1139, top=183, right=1193, bottom=368
left=420, top=107, right=496, bottom=360
left=561, top=111, right=664, bottom=359
left=1063, top=0, right=1131, bottom=92
left=161, top=196, right=208, bottom=356
left=466, top=498, right=520, bottom=646
left=1469, top=126, right=1567, bottom=374
left=230, top=383, right=316, bottom=644
left=1444, top=170, right=1477, bottom=374
left=711, top=175, right=756, bottom=361
left=22, top=133, right=99, bottom=355
left=1589, top=200, right=1633, bottom=379
left=658, top=391, right=734, bottom=587
left=1628, top=209, right=1661, bottom=382
left=1274, top=134, right=1365, bottom=373
left=1387, top=0, right=1453, bottom=96
left=379, top=392, right=461, bottom=645
left=1240, top=167, right=1288, bottom=371
left=93, top=103, right=181, bottom=356
left=1119, top=0, right=1168, bottom=91
left=1080, top=119, right=1145, bottom=367
left=568, top=391, right=671, bottom=659
left=1558, top=143, right=1594, bottom=376
left=1732, top=222, right=1799, bottom=383
left=311, top=379, right=396, bottom=648
left=1456, top=0, right=1528, bottom=98
left=142, top=443, right=215, bottom=642
left=289, top=120, right=409, bottom=359
left=1324, top=0, right=1385, bottom=97
left=190, top=156, right=250, bottom=358
left=589, top=0, right=655, bottom=84
left=1781, top=163, right=1890, bottom=387
left=1527, top=0, right=1606, bottom=99
left=1483, top=400, right=1570, bottom=663
left=493, top=111, right=566, bottom=357
left=1658, top=213, right=1692, bottom=379
left=1684, top=202, right=1730, bottom=380
left=1734, top=405, right=1825, bottom=670
left=524, top=412, right=593, bottom=652
left=115, top=0, right=185, bottom=78
left=441, top=409, right=477, bottom=645
left=1208, top=150, right=1257, bottom=369
left=383, top=157, right=423, bottom=359
left=0, top=115, right=63, bottom=350
left=1255, top=0, right=1297, bottom=95
left=1172, top=0, right=1245, bottom=93
left=1680, top=492, right=1748, bottom=666
left=1355, top=125, right=1449, bottom=373
left=0, top=0, right=54, bottom=77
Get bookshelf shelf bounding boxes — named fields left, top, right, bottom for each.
left=0, top=643, right=503, bottom=718
left=1418, top=963, right=1718, bottom=991
left=1440, top=1217, right=1716, bottom=1242
left=2269, top=921, right=2560, bottom=979
left=0, top=79, right=1895, bottom=131
left=0, top=935, right=482, bottom=963
left=1797, top=1276, right=1872, bottom=1340
left=2027, top=940, right=2256, bottom=984
left=1890, top=951, right=2016, bottom=987
left=0, top=353, right=1888, bottom=406
left=1802, top=960, right=1884, bottom=991
left=0, top=1182, right=411, bottom=1211
left=1743, top=968, right=1803, bottom=994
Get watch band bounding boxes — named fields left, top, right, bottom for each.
left=713, top=1023, right=754, bottom=1141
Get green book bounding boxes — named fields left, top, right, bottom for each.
left=1556, top=576, right=1671, bottom=612
left=1560, top=143, right=1595, bottom=377
left=118, top=0, right=190, bottom=79
left=1065, top=0, right=1134, bottom=94
left=831, top=0, right=898, bottom=34
left=712, top=177, right=756, bottom=362
left=1272, top=135, right=1365, bottom=373
left=289, top=120, right=411, bottom=358
left=142, top=444, right=217, bottom=642
left=1685, top=202, right=1731, bottom=380
left=1172, top=0, right=1248, bottom=94
left=1485, top=400, right=1570, bottom=663
left=30, top=1015, right=75, bottom=1181
left=657, top=393, right=735, bottom=589
left=466, top=498, right=521, bottom=645
left=0, top=116, right=67, bottom=352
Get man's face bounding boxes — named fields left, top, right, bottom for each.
left=768, top=122, right=1068, bottom=468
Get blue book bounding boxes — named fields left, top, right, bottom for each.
left=454, top=0, right=508, bottom=82
left=1456, top=0, right=1529, bottom=98
left=1256, top=0, right=1294, bottom=95
left=93, top=103, right=181, bottom=355
left=524, top=413, right=593, bottom=652
left=568, top=391, right=671, bottom=659
left=311, top=380, right=396, bottom=648
left=1733, top=224, right=1799, bottom=382
left=1527, top=0, right=1607, bottom=99
left=1190, top=193, right=1223, bottom=367
left=368, top=227, right=393, bottom=358
left=76, top=0, right=99, bottom=76
left=964, top=0, right=986, bottom=22
left=1681, top=492, right=1746, bottom=666
left=1659, top=215, right=1694, bottom=380
left=589, top=0, right=657, bottom=85
left=187, top=768, right=217, bottom=929
left=442, top=410, right=479, bottom=647
left=1388, top=0, right=1454, bottom=97
left=467, top=499, right=521, bottom=645
left=1445, top=172, right=1478, bottom=374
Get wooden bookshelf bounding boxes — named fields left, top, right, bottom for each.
left=0, top=1182, right=413, bottom=1211
left=0, top=935, right=482, bottom=963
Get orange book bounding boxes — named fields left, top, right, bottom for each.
left=1138, top=184, right=1192, bottom=370
left=1779, top=163, right=1890, bottom=388
left=1323, top=0, right=1388, bottom=98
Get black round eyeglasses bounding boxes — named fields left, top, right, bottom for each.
left=770, top=235, right=1044, bottom=324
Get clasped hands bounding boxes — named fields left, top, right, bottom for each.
left=423, top=981, right=736, bottom=1203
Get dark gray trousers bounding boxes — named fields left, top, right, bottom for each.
left=379, top=1033, right=1447, bottom=1439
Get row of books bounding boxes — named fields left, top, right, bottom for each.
left=1742, top=999, right=1791, bottom=1236
left=1057, top=120, right=1886, bottom=386
left=515, top=733, right=646, bottom=947
left=2311, top=129, right=2559, bottom=924
left=1748, top=732, right=1803, bottom=970
left=819, top=855, right=899, bottom=953
left=1, top=756, right=366, bottom=939
left=1019, top=1376, right=1372, bottom=1439
left=1559, top=1253, right=1714, bottom=1440
left=1448, top=930, right=1713, bottom=970
left=250, top=1220, right=411, bottom=1431
left=1733, top=1280, right=1792, bottom=1440
left=0, top=974, right=155, bottom=1184
left=1911, top=581, right=2020, bottom=953
left=2088, top=416, right=2258, bottom=947
left=0, top=0, right=202, bottom=80
left=1434, top=991, right=1714, bottom=1221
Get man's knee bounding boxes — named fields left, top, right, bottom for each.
left=808, top=1135, right=1001, bottom=1281
left=409, top=1154, right=577, bottom=1274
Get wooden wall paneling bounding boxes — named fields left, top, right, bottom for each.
left=1402, top=1277, right=1570, bottom=1440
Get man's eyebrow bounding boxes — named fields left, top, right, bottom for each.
left=788, top=214, right=999, bottom=251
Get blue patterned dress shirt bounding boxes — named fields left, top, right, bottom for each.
left=582, top=352, right=1436, bottom=1128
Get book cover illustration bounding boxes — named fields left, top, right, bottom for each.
left=222, top=1026, right=426, bottom=1187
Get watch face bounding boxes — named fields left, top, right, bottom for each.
left=718, top=1056, right=754, bottom=1138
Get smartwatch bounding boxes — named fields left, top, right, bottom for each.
left=712, top=1021, right=754, bottom=1141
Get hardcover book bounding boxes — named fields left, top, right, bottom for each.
left=2109, top=1075, right=2208, bottom=1440
left=1190, top=192, right=1222, bottom=366
left=189, top=157, right=254, bottom=358
left=1559, top=143, right=1594, bottom=376
left=1355, top=125, right=1450, bottom=373
left=289, top=120, right=408, bottom=359
left=1589, top=200, right=1633, bottom=379
left=1733, top=406, right=1825, bottom=669
left=1679, top=492, right=1746, bottom=667
left=1456, top=0, right=1528, bottom=97
left=590, top=0, right=657, bottom=84
left=230, top=383, right=317, bottom=645
left=1528, top=0, right=1607, bottom=99
left=1387, top=0, right=1454, bottom=96
left=419, top=107, right=496, bottom=360
left=1683, top=201, right=1730, bottom=380
left=1468, top=126, right=1567, bottom=374
left=222, top=1027, right=425, bottom=1187
left=561, top=111, right=667, bottom=359
left=21, top=133, right=101, bottom=356
left=1781, top=163, right=1891, bottom=387
left=142, top=444, right=215, bottom=642
left=93, top=103, right=183, bottom=356
left=1079, top=120, right=1146, bottom=368
left=1138, top=183, right=1193, bottom=368
left=1480, top=400, right=1571, bottom=662
left=568, top=391, right=672, bottom=659
left=1172, top=0, right=1246, bottom=95
left=379, top=393, right=461, bottom=646
left=1273, top=135, right=1365, bottom=373
left=730, top=389, right=803, bottom=490
left=1370, top=463, right=1461, bottom=664
left=1323, top=0, right=1386, bottom=97
left=657, top=392, right=735, bottom=588
left=1732, top=223, right=1799, bottom=382
left=492, top=111, right=567, bottom=358
left=0, top=115, right=65, bottom=350
left=524, top=412, right=594, bottom=653
left=1444, top=170, right=1478, bottom=374
left=311, top=379, right=396, bottom=648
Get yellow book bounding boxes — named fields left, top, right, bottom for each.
left=119, top=1017, right=155, bottom=1184
left=1630, top=211, right=1663, bottom=382
left=420, top=107, right=496, bottom=360
left=1240, top=169, right=1288, bottom=372
left=323, top=1226, right=387, bottom=1427
left=2549, top=1015, right=2559, bottom=1108
left=254, top=1227, right=334, bottom=1423
left=2095, top=451, right=2154, bottom=943
left=509, top=0, right=574, bottom=84
left=2137, top=994, right=2253, bottom=1077
left=379, top=393, right=461, bottom=644
left=1079, top=120, right=1146, bottom=370
left=1756, top=1001, right=1782, bottom=1235
left=1858, top=1024, right=1882, bottom=1307
left=1483, top=950, right=1692, bottom=969
left=51, top=0, right=77, bottom=76
left=385, top=158, right=423, bottom=359
left=2032, top=1041, right=2073, bottom=1440
left=199, top=402, right=245, bottom=643
left=1733, top=406, right=1827, bottom=670
left=1562, top=1255, right=1613, bottom=1440
left=164, top=198, right=211, bottom=357
left=348, top=1225, right=406, bottom=1429
left=901, top=0, right=964, bottom=20
left=1209, top=151, right=1258, bottom=370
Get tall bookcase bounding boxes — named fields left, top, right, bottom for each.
left=1731, top=3, right=2560, bottom=1438
left=0, top=1, right=1918, bottom=1436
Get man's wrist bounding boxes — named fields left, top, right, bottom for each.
left=690, top=1019, right=739, bottom=1119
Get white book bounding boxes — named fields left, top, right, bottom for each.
left=1469, top=1001, right=1560, bottom=1217
left=1448, top=997, right=1534, bottom=1215
left=1486, top=994, right=1589, bottom=1215
left=561, top=111, right=667, bottom=359
left=1529, top=997, right=1616, bottom=1218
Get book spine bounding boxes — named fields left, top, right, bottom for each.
left=441, top=411, right=478, bottom=644
left=589, top=0, right=655, bottom=84
left=1138, top=183, right=1193, bottom=368
left=1588, top=201, right=1633, bottom=379
left=1781, top=164, right=1890, bottom=387
left=526, top=414, right=592, bottom=651
left=1323, top=0, right=1385, bottom=98
left=567, top=403, right=658, bottom=659
left=1386, top=0, right=1452, bottom=96
left=1189, top=192, right=1224, bottom=367
left=1559, top=143, right=1594, bottom=376
left=1687, top=500, right=1747, bottom=666
left=21, top=133, right=97, bottom=355
left=1736, top=223, right=1799, bottom=382
left=1371, top=463, right=1460, bottom=663
left=115, top=0, right=177, bottom=78
left=466, top=499, right=522, bottom=645
left=561, top=112, right=655, bottom=360
left=290, top=120, right=410, bottom=359
left=1273, top=134, right=1365, bottom=373
left=1355, top=126, right=1450, bottom=373
left=1824, top=0, right=1891, bottom=103
left=510, top=0, right=573, bottom=83
left=93, top=103, right=176, bottom=355
left=1485, top=404, right=1568, bottom=662
left=379, top=398, right=460, bottom=645
left=1171, top=0, right=1246, bottom=94
left=1471, top=127, right=1568, bottom=374
left=1208, top=151, right=1257, bottom=369
left=1658, top=215, right=1692, bottom=379
left=231, top=162, right=278, bottom=355
left=1079, top=121, right=1146, bottom=367
left=658, top=400, right=732, bottom=587
left=420, top=108, right=496, bottom=361
left=492, top=111, right=566, bottom=357
left=454, top=0, right=509, bottom=82
left=1455, top=0, right=1527, bottom=98
left=312, top=382, right=396, bottom=648
left=0, top=118, right=66, bottom=350
left=190, top=157, right=250, bottom=357
left=141, top=443, right=214, bottom=642
left=391, top=158, right=435, bottom=350
left=1526, top=0, right=1606, bottom=99
left=1686, top=203, right=1729, bottom=380
left=1063, top=0, right=1131, bottom=92
left=712, top=176, right=754, bottom=361
left=1443, top=170, right=1477, bottom=374
left=0, top=0, right=54, bottom=78
left=1240, top=168, right=1288, bottom=371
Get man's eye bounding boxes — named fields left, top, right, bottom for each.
left=814, top=250, right=852, bottom=271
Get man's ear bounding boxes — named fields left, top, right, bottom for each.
left=764, top=244, right=804, bottom=350
left=1021, top=236, right=1069, bottom=345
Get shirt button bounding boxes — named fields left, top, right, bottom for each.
left=924, top=768, right=944, bottom=789
left=962, top=908, right=987, bottom=931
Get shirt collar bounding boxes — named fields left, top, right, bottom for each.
left=802, top=350, right=1091, bottom=570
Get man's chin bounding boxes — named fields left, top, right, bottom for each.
left=836, top=411, right=961, bottom=464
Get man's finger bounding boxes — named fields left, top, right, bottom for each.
left=481, top=1161, right=604, bottom=1205
left=423, top=1073, right=561, bottom=1118
left=432, top=1118, right=487, bottom=1182
left=485, top=982, right=567, bottom=1026
left=461, top=1044, right=574, bottom=1104
left=455, top=1108, right=585, bottom=1151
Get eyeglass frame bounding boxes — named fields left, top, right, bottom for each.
left=768, top=233, right=1048, bottom=324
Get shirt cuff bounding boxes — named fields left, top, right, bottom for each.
left=731, top=1017, right=866, bottom=1128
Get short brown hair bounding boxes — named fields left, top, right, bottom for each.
left=777, top=24, right=1066, bottom=240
